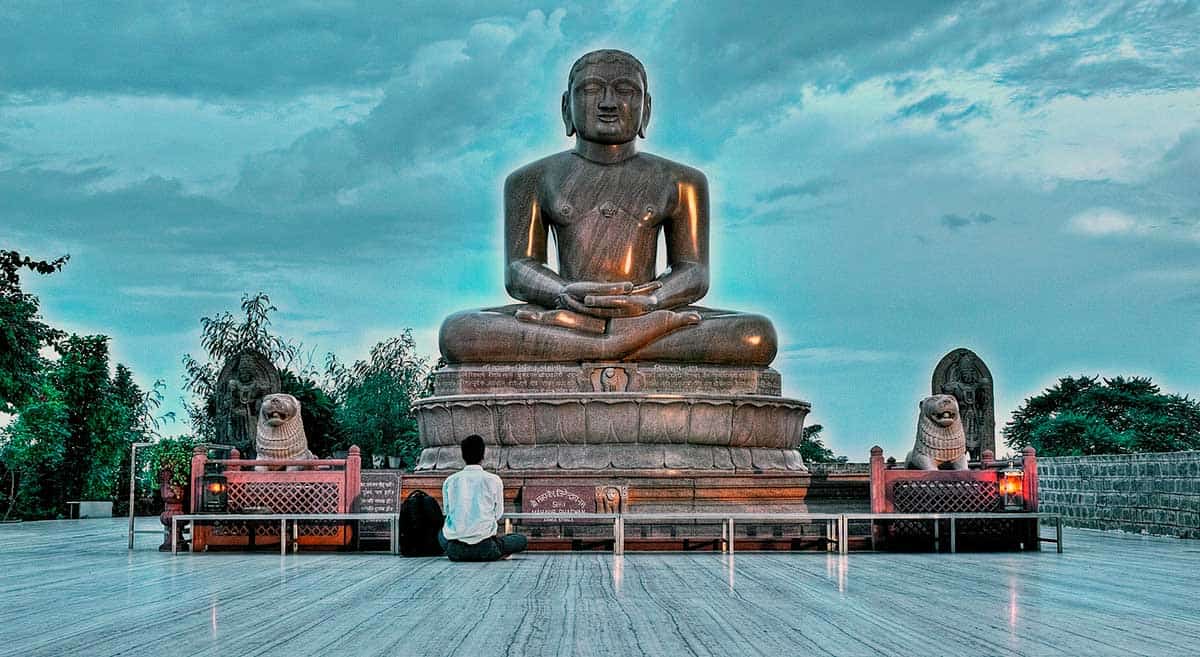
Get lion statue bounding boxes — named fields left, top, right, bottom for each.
left=906, top=394, right=969, bottom=470
left=254, top=393, right=315, bottom=471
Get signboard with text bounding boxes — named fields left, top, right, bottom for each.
left=357, top=471, right=401, bottom=540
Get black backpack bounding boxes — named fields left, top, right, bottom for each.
left=398, top=490, right=445, bottom=557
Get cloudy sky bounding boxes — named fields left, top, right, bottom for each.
left=3, top=1, right=1198, bottom=459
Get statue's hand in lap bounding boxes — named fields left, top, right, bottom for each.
left=560, top=281, right=665, bottom=319
left=515, top=280, right=700, bottom=335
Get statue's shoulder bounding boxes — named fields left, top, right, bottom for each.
left=638, top=152, right=708, bottom=187
left=505, top=151, right=574, bottom=185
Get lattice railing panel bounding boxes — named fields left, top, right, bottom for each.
left=212, top=481, right=342, bottom=538
left=893, top=480, right=1001, bottom=513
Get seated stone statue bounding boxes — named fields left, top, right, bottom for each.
left=439, top=49, right=777, bottom=366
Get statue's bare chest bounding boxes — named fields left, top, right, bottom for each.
left=543, top=164, right=674, bottom=231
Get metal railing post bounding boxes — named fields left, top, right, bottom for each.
left=128, top=441, right=153, bottom=549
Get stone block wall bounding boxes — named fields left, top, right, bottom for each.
left=1038, top=451, right=1200, bottom=538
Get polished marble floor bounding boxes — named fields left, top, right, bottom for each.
left=0, top=518, right=1197, bottom=656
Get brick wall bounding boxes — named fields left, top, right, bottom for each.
left=1038, top=451, right=1200, bottom=538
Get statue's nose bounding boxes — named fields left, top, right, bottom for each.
left=598, top=85, right=618, bottom=110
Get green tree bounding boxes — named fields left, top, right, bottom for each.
left=0, top=251, right=68, bottom=414
left=797, top=424, right=847, bottom=464
left=325, top=331, right=430, bottom=469
left=0, top=379, right=70, bottom=518
left=1005, top=375, right=1200, bottom=456
left=182, top=293, right=300, bottom=441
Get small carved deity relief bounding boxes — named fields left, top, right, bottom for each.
left=215, top=350, right=281, bottom=450
left=586, top=363, right=637, bottom=392
left=932, top=348, right=995, bottom=461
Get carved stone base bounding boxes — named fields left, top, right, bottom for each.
left=415, top=444, right=806, bottom=472
left=399, top=469, right=862, bottom=547
left=432, top=362, right=782, bottom=396
left=416, top=361, right=811, bottom=472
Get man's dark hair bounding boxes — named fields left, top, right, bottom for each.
left=461, top=434, right=485, bottom=465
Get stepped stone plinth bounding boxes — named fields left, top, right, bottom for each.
left=414, top=362, right=809, bottom=471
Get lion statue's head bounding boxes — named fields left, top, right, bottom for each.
left=921, top=394, right=961, bottom=430
left=907, top=394, right=967, bottom=469
left=255, top=393, right=310, bottom=461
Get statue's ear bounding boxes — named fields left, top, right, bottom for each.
left=639, top=93, right=652, bottom=139
left=562, top=91, right=576, bottom=137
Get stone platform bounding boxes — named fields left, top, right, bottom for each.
left=8, top=519, right=1196, bottom=657
left=414, top=363, right=810, bottom=472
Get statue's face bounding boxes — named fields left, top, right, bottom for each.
left=567, top=59, right=647, bottom=145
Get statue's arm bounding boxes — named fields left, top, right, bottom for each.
left=658, top=170, right=710, bottom=309
left=504, top=166, right=565, bottom=308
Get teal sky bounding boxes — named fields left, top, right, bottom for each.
left=3, top=2, right=1198, bottom=460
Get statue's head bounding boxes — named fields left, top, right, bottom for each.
left=920, top=394, right=960, bottom=429
left=259, top=393, right=301, bottom=428
left=236, top=356, right=257, bottom=384
left=959, top=356, right=979, bottom=383
left=562, top=49, right=651, bottom=144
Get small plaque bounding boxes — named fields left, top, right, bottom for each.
left=522, top=485, right=595, bottom=515
left=357, top=471, right=401, bottom=540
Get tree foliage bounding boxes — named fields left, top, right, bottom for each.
left=798, top=424, right=847, bottom=464
left=182, top=293, right=301, bottom=441
left=0, top=336, right=164, bottom=518
left=0, top=251, right=68, bottom=414
left=181, top=294, right=431, bottom=467
left=325, top=331, right=431, bottom=468
left=1004, top=375, right=1200, bottom=456
left=1, top=379, right=70, bottom=518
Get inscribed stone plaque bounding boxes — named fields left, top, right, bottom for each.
left=357, top=471, right=401, bottom=540
left=522, top=485, right=596, bottom=515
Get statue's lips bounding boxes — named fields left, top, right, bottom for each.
left=596, top=115, right=620, bottom=123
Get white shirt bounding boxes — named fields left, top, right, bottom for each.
left=441, top=465, right=504, bottom=545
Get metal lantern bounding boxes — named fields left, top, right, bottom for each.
left=199, top=470, right=229, bottom=513
left=999, top=464, right=1025, bottom=511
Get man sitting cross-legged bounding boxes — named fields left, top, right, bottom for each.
left=439, top=435, right=528, bottom=561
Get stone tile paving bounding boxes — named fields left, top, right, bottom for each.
left=1, top=518, right=1197, bottom=656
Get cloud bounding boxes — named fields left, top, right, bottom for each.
left=1067, top=207, right=1148, bottom=237
left=935, top=102, right=987, bottom=128
left=897, top=93, right=955, bottom=118
left=230, top=9, right=568, bottom=216
left=941, top=211, right=998, bottom=230
left=754, top=177, right=841, bottom=203
left=781, top=347, right=904, bottom=365
left=0, top=3, right=522, bottom=101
